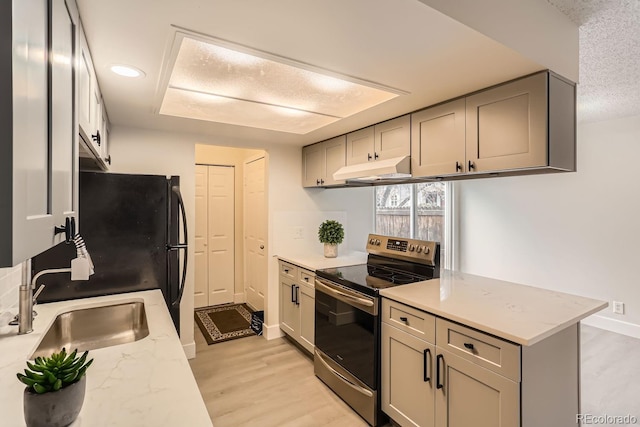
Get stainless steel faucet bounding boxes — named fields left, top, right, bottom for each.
left=17, top=260, right=34, bottom=334
left=14, top=260, right=70, bottom=334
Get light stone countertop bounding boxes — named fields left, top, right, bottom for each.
left=380, top=270, right=608, bottom=346
left=276, top=251, right=368, bottom=272
left=0, top=290, right=212, bottom=427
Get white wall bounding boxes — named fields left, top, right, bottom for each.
left=264, top=143, right=374, bottom=337
left=109, top=126, right=197, bottom=357
left=0, top=265, right=22, bottom=326
left=457, top=114, right=640, bottom=338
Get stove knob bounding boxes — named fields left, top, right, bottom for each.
left=369, top=239, right=375, bottom=245
left=408, top=244, right=415, bottom=252
left=416, top=246, right=423, bottom=253
left=375, top=239, right=381, bottom=246
left=424, top=246, right=430, bottom=254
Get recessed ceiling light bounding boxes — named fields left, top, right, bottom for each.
left=158, top=31, right=408, bottom=134
left=110, top=64, right=145, bottom=78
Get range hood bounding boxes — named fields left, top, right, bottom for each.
left=333, top=156, right=411, bottom=182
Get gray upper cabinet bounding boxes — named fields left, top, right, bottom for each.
left=0, top=0, right=78, bottom=267
left=466, top=72, right=547, bottom=173
left=346, top=126, right=375, bottom=165
left=302, top=136, right=346, bottom=187
left=375, top=115, right=411, bottom=161
left=411, top=99, right=466, bottom=177
left=346, top=115, right=411, bottom=166
left=465, top=71, right=576, bottom=175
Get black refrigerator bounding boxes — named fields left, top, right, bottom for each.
left=32, top=171, right=188, bottom=334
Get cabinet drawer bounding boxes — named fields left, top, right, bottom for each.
left=279, top=261, right=298, bottom=279
left=382, top=299, right=435, bottom=343
left=298, top=268, right=315, bottom=286
left=436, top=318, right=520, bottom=381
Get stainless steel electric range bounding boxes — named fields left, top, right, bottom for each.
left=314, top=234, right=441, bottom=426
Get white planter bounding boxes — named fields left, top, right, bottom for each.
left=324, top=243, right=338, bottom=258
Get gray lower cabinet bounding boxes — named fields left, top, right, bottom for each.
left=382, top=298, right=580, bottom=427
left=1, top=0, right=78, bottom=267
left=278, top=260, right=315, bottom=353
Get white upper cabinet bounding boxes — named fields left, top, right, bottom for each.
left=0, top=0, right=78, bottom=267
left=411, top=99, right=466, bottom=177
left=77, top=20, right=109, bottom=170
left=302, top=136, right=346, bottom=187
left=346, top=115, right=411, bottom=166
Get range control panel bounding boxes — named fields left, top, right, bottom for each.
left=366, top=234, right=439, bottom=266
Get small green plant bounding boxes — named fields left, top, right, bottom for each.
left=17, top=348, right=93, bottom=394
left=318, top=220, right=344, bottom=245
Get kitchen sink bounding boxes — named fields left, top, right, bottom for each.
left=31, top=301, right=149, bottom=358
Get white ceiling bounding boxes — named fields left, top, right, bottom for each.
left=79, top=0, right=583, bottom=147
left=76, top=0, right=546, bottom=147
left=546, top=0, right=640, bottom=123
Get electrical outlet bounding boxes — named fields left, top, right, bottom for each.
left=613, top=301, right=625, bottom=315
left=292, top=227, right=304, bottom=239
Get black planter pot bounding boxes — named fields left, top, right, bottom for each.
left=23, top=376, right=86, bottom=427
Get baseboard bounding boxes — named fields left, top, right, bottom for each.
left=581, top=314, right=640, bottom=339
left=182, top=341, right=196, bottom=359
left=263, top=323, right=285, bottom=340
left=233, top=293, right=245, bottom=304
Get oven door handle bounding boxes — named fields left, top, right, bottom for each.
left=315, top=350, right=374, bottom=398
left=314, top=279, right=376, bottom=314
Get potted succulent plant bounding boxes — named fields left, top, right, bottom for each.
left=17, top=348, right=93, bottom=427
left=318, top=220, right=344, bottom=258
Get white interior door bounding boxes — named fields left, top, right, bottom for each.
left=208, top=166, right=235, bottom=305
left=244, top=157, right=267, bottom=311
left=194, top=165, right=235, bottom=308
left=194, top=165, right=208, bottom=308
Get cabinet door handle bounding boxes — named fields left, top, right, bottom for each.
left=291, top=284, right=296, bottom=303
left=463, top=342, right=475, bottom=351
left=295, top=285, right=300, bottom=305
left=374, top=152, right=379, bottom=160
left=423, top=348, right=431, bottom=382
left=468, top=160, right=475, bottom=171
left=284, top=269, right=289, bottom=273
left=320, top=179, right=324, bottom=185
left=399, top=316, right=408, bottom=323
left=105, top=155, right=111, bottom=165
left=436, top=354, right=444, bottom=389
left=92, top=130, right=101, bottom=146
left=456, top=161, right=462, bottom=172
left=367, top=153, right=372, bottom=161
left=304, top=277, right=309, bottom=282
left=316, top=179, right=321, bottom=185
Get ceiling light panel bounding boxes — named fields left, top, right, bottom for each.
left=160, top=87, right=340, bottom=134
left=159, top=33, right=403, bottom=134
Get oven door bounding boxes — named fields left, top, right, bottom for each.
left=314, top=277, right=378, bottom=390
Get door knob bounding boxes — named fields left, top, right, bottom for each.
left=260, top=245, right=264, bottom=249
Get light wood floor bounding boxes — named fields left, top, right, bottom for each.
left=189, top=328, right=370, bottom=427
left=190, top=324, right=640, bottom=426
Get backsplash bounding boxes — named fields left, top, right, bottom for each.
left=0, top=265, right=22, bottom=315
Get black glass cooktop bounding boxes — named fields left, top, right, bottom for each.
left=315, top=255, right=438, bottom=297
